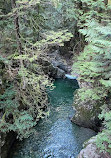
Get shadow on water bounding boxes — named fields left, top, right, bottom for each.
left=9, top=79, right=96, bottom=158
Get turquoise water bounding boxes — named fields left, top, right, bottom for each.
left=9, top=79, right=96, bottom=158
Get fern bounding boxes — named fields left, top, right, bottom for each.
left=73, top=0, right=111, bottom=155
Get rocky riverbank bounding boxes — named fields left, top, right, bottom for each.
left=78, top=136, right=110, bottom=158
left=39, top=48, right=106, bottom=157
left=71, top=81, right=102, bottom=132
left=1, top=46, right=105, bottom=158
left=71, top=75, right=109, bottom=157
left=71, top=94, right=102, bottom=132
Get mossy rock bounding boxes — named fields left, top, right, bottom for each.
left=72, top=89, right=102, bottom=132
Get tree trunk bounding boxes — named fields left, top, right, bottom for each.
left=11, top=0, right=26, bottom=89
left=37, top=4, right=40, bottom=41
left=11, top=0, right=22, bottom=55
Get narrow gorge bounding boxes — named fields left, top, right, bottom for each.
left=1, top=0, right=111, bottom=158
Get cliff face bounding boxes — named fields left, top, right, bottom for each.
left=43, top=47, right=103, bottom=132
left=71, top=90, right=102, bottom=132
left=38, top=48, right=73, bottom=79
left=71, top=79, right=108, bottom=157
left=71, top=80, right=102, bottom=132
left=1, top=132, right=16, bottom=158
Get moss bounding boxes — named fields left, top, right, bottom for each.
left=72, top=88, right=102, bottom=131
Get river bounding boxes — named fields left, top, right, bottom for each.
left=9, top=79, right=96, bottom=158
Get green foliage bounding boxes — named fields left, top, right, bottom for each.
left=44, top=0, right=77, bottom=32
left=0, top=85, right=18, bottom=110
left=33, top=30, right=73, bottom=47
left=73, top=0, right=111, bottom=98
left=72, top=0, right=111, bottom=154
left=96, top=104, right=111, bottom=153
left=77, top=87, right=107, bottom=101
left=0, top=0, right=73, bottom=140
left=0, top=49, right=53, bottom=139
left=0, top=67, right=51, bottom=140
left=0, top=84, right=36, bottom=139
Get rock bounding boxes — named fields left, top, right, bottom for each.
left=78, top=144, right=100, bottom=158
left=71, top=81, right=102, bottom=132
left=38, top=49, right=70, bottom=79
left=78, top=137, right=109, bottom=158
left=57, top=64, right=68, bottom=72
left=52, top=60, right=68, bottom=72
left=0, top=79, right=2, bottom=85
left=52, top=60, right=60, bottom=67
left=56, top=68, right=65, bottom=78
left=1, top=132, right=16, bottom=158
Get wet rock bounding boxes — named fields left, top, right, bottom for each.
left=38, top=49, right=70, bottom=78
left=52, top=60, right=60, bottom=67
left=78, top=137, right=109, bottom=158
left=56, top=63, right=68, bottom=72
left=56, top=68, right=65, bottom=78
left=1, top=132, right=16, bottom=158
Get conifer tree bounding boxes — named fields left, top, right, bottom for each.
left=0, top=0, right=73, bottom=139
left=73, top=0, right=111, bottom=154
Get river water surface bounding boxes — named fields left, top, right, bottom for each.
left=9, top=79, right=96, bottom=158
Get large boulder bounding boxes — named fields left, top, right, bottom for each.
left=71, top=81, right=102, bottom=132
left=78, top=137, right=109, bottom=158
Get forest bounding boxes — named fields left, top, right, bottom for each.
left=0, top=0, right=111, bottom=158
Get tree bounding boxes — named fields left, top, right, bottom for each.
left=72, top=0, right=111, bottom=154
left=0, top=0, right=73, bottom=139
